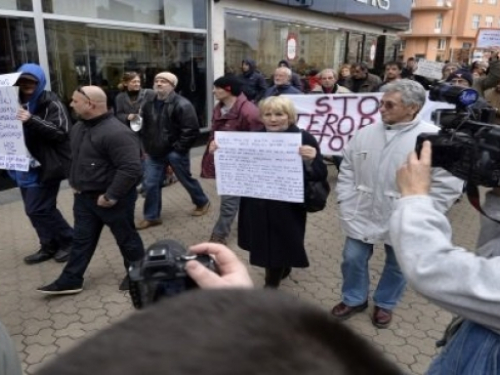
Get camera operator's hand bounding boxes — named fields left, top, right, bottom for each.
left=397, top=140, right=432, bottom=196
left=186, top=243, right=254, bottom=289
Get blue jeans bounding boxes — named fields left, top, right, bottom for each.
left=142, top=152, right=209, bottom=220
left=212, top=195, right=240, bottom=238
left=58, top=190, right=144, bottom=286
left=340, top=237, right=406, bottom=310
left=427, top=320, right=500, bottom=375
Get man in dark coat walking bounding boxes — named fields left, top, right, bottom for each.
left=239, top=58, right=268, bottom=103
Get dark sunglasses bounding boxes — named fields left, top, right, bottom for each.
left=76, top=86, right=92, bottom=101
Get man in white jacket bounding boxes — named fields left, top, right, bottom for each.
left=331, top=79, right=463, bottom=328
left=391, top=141, right=500, bottom=374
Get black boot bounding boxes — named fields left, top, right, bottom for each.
left=264, top=268, right=285, bottom=288
left=24, top=243, right=57, bottom=265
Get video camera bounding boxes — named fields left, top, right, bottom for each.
left=128, top=240, right=217, bottom=309
left=416, top=83, right=500, bottom=187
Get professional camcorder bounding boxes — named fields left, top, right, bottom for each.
left=128, top=239, right=217, bottom=309
left=416, top=83, right=500, bottom=187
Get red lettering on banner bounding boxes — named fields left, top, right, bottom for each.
left=358, top=96, right=380, bottom=117
left=315, top=96, right=331, bottom=114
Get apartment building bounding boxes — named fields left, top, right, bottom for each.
left=401, top=0, right=500, bottom=63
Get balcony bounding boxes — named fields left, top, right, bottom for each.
left=411, top=1, right=454, bottom=11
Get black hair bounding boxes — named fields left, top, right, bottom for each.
left=35, top=290, right=403, bottom=375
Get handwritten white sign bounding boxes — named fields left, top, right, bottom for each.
left=214, top=131, right=304, bottom=202
left=285, top=93, right=454, bottom=156
left=0, top=86, right=29, bottom=171
left=414, top=59, right=444, bottom=80
left=0, top=73, right=21, bottom=87
left=476, top=28, right=500, bottom=49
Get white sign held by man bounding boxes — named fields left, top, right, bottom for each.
left=285, top=93, right=454, bottom=156
left=414, top=59, right=444, bottom=80
left=214, top=131, right=304, bottom=203
left=476, top=28, right=500, bottom=49
left=0, top=86, right=29, bottom=171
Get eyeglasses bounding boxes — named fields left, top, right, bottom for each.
left=378, top=101, right=397, bottom=110
left=76, top=86, right=92, bottom=101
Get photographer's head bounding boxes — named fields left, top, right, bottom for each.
left=35, top=289, right=402, bottom=375
left=379, top=79, right=426, bottom=125
left=446, top=70, right=473, bottom=88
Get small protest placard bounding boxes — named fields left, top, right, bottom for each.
left=414, top=59, right=444, bottom=80
left=476, top=28, right=500, bottom=49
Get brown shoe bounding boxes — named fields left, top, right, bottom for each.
left=135, top=219, right=163, bottom=230
left=371, top=306, right=392, bottom=329
left=209, top=233, right=227, bottom=245
left=331, top=301, right=368, bottom=320
left=192, top=201, right=210, bottom=216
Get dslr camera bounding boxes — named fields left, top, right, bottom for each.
left=416, top=83, right=500, bottom=187
left=129, top=239, right=217, bottom=309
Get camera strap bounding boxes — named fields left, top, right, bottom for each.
left=466, top=183, right=500, bottom=224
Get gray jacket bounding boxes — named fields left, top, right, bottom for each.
left=336, top=117, right=463, bottom=245
left=0, top=321, right=22, bottom=375
left=390, top=193, right=500, bottom=334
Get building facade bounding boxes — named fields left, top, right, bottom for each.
left=401, top=0, right=500, bottom=63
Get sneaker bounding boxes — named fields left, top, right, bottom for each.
left=119, top=275, right=130, bottom=291
left=37, top=281, right=83, bottom=295
left=192, top=201, right=210, bottom=216
left=209, top=233, right=227, bottom=245
left=53, top=244, right=71, bottom=263
left=136, top=219, right=163, bottom=230
left=24, top=244, right=57, bottom=265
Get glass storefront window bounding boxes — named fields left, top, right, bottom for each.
left=225, top=13, right=344, bottom=80
left=42, top=0, right=206, bottom=29
left=0, top=0, right=32, bottom=11
left=44, top=20, right=208, bottom=127
left=0, top=17, right=38, bottom=74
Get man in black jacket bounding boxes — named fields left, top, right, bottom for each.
left=37, top=86, right=145, bottom=294
left=136, top=72, right=210, bottom=230
left=10, top=63, right=73, bottom=265
left=239, top=58, right=268, bottom=103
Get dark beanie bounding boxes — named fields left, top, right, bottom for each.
left=213, top=75, right=242, bottom=96
left=446, top=69, right=473, bottom=86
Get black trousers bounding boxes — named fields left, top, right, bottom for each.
left=20, top=182, right=73, bottom=248
left=58, top=190, right=144, bottom=286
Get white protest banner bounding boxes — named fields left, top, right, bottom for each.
left=214, top=131, right=303, bottom=202
left=285, top=93, right=454, bottom=156
left=414, top=59, right=444, bottom=80
left=0, top=73, right=21, bottom=87
left=476, top=28, right=500, bottom=49
left=0, top=86, right=29, bottom=171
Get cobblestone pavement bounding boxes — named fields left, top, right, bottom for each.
left=0, top=148, right=479, bottom=374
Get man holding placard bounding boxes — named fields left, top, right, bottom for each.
left=7, top=63, right=74, bottom=265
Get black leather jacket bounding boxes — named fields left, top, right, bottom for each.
left=140, top=91, right=199, bottom=158
left=69, top=112, right=142, bottom=200
left=22, top=91, right=72, bottom=183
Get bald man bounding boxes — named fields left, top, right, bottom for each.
left=37, top=86, right=145, bottom=295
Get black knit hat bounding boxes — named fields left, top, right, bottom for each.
left=213, top=75, right=242, bottom=96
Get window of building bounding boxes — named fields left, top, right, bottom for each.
left=42, top=0, right=207, bottom=29
left=437, top=38, right=446, bottom=50
left=224, top=13, right=345, bottom=78
left=474, top=0, right=483, bottom=3
left=489, top=0, right=497, bottom=4
left=462, top=42, right=472, bottom=49
left=44, top=20, right=208, bottom=126
left=400, top=40, right=406, bottom=51
left=0, top=0, right=32, bottom=11
left=435, top=14, right=443, bottom=30
left=486, top=16, right=494, bottom=27
left=472, top=15, right=481, bottom=29
left=0, top=17, right=38, bottom=74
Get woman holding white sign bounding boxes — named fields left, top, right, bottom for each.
left=237, top=96, right=328, bottom=288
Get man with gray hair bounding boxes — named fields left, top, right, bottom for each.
left=331, top=79, right=463, bottom=328
left=263, top=67, right=302, bottom=98
left=310, top=68, right=351, bottom=94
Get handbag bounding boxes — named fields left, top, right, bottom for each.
left=304, top=178, right=330, bottom=213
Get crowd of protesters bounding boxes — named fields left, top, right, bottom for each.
left=2, top=51, right=500, bottom=375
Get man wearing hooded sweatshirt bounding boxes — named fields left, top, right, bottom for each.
left=239, top=58, right=268, bottom=103
left=9, top=63, right=74, bottom=265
